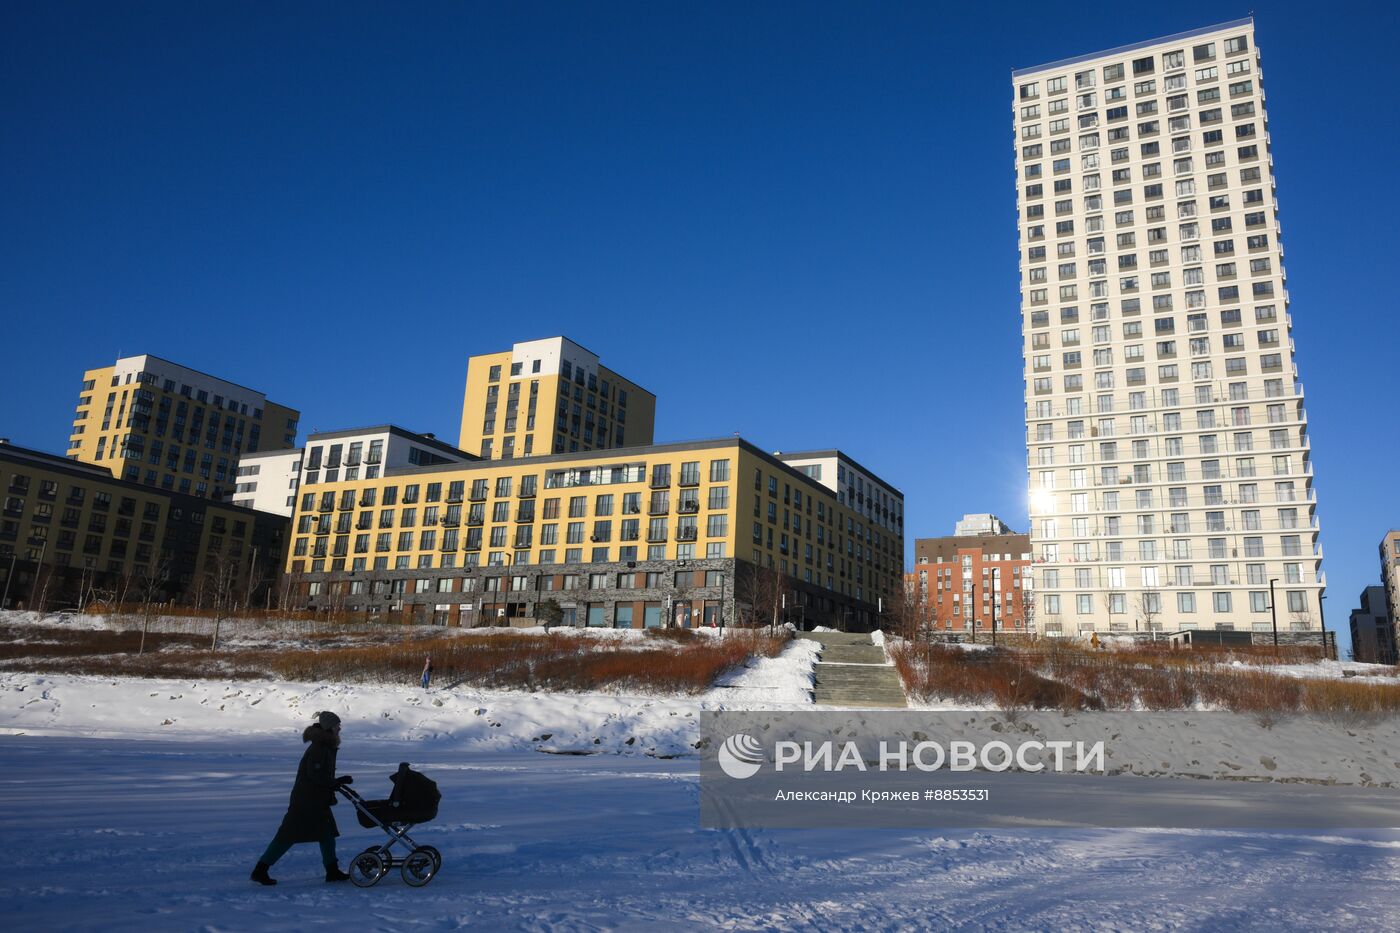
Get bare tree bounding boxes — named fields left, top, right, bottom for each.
left=736, top=561, right=789, bottom=632
left=242, top=546, right=267, bottom=613
left=1289, top=606, right=1317, bottom=634
left=136, top=553, right=172, bottom=656
left=890, top=577, right=934, bottom=641
left=75, top=564, right=95, bottom=614
left=207, top=553, right=243, bottom=651
left=1136, top=588, right=1162, bottom=635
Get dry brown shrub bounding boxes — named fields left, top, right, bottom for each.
left=888, top=643, right=1101, bottom=711
left=0, top=620, right=787, bottom=695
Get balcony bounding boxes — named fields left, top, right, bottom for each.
left=649, top=476, right=671, bottom=489
left=646, top=533, right=669, bottom=543
left=677, top=529, right=698, bottom=542
left=468, top=489, right=488, bottom=502
left=648, top=505, right=669, bottom=516
left=318, top=501, right=334, bottom=512
left=440, top=518, right=460, bottom=528
left=678, top=502, right=700, bottom=514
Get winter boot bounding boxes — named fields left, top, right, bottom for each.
left=325, top=864, right=351, bottom=883
left=250, top=862, right=277, bottom=886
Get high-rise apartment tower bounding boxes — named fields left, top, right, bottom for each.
left=457, top=337, right=656, bottom=460
left=69, top=354, right=300, bottom=502
left=1013, top=19, right=1324, bottom=635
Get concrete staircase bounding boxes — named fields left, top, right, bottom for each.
left=798, top=631, right=907, bottom=708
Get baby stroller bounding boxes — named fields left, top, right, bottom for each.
left=338, top=762, right=443, bottom=887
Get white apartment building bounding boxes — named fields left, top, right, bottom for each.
left=1013, top=18, right=1324, bottom=635
left=232, top=448, right=302, bottom=516
left=775, top=450, right=904, bottom=538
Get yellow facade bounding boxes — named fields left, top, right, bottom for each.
left=68, top=355, right=300, bottom=501
left=456, top=340, right=656, bottom=460
left=1, top=442, right=286, bottom=607
left=285, top=439, right=900, bottom=612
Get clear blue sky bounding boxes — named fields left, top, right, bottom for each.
left=3, top=2, right=1396, bottom=652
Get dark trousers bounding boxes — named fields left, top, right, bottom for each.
left=259, top=833, right=337, bottom=867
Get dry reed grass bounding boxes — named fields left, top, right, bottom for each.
left=0, top=620, right=787, bottom=695
left=890, top=637, right=1400, bottom=716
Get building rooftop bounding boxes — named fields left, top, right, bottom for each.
left=100, top=353, right=279, bottom=400
left=0, top=440, right=282, bottom=518
left=1012, top=17, right=1253, bottom=78
left=770, top=449, right=904, bottom=499
left=304, top=425, right=477, bottom=461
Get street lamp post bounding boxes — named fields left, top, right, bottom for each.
left=969, top=582, right=977, bottom=646
left=1269, top=578, right=1279, bottom=654
left=1318, top=593, right=1328, bottom=659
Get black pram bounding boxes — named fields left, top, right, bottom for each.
left=338, top=762, right=442, bottom=887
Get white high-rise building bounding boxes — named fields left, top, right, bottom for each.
left=1012, top=18, right=1324, bottom=636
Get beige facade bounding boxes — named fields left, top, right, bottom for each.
left=282, top=437, right=903, bottom=627
left=456, top=337, right=656, bottom=460
left=68, top=354, right=300, bottom=502
left=1013, top=19, right=1324, bottom=635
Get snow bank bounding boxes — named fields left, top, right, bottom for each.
left=0, top=635, right=819, bottom=758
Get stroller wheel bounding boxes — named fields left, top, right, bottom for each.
left=349, top=848, right=387, bottom=888
left=421, top=845, right=442, bottom=871
left=401, top=847, right=439, bottom=887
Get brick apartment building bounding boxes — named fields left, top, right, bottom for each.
left=908, top=514, right=1032, bottom=634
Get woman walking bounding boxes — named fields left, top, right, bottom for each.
left=421, top=654, right=433, bottom=691
left=251, top=711, right=353, bottom=885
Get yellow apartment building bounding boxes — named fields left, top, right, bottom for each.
left=457, top=337, right=656, bottom=460
left=283, top=435, right=902, bottom=629
left=0, top=440, right=287, bottom=610
left=68, top=354, right=300, bottom=502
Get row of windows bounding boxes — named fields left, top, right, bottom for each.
left=1037, top=507, right=1313, bottom=537
left=1041, top=587, right=1309, bottom=618
left=1018, top=35, right=1250, bottom=102
left=295, top=543, right=726, bottom=574
left=91, top=370, right=274, bottom=420
left=1036, top=538, right=1316, bottom=566
left=1030, top=378, right=1296, bottom=419
left=1021, top=77, right=1255, bottom=125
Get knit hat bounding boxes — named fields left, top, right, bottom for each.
left=317, top=711, right=342, bottom=729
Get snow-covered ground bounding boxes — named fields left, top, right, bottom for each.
left=6, top=628, right=1400, bottom=929
left=4, top=734, right=1400, bottom=931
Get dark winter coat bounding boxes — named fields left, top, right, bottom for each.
left=273, top=724, right=341, bottom=843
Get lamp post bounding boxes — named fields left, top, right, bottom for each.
left=969, top=582, right=977, bottom=645
left=990, top=568, right=1000, bottom=647
left=1318, top=593, right=1328, bottom=659
left=1269, top=578, right=1279, bottom=654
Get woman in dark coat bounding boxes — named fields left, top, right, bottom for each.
left=251, top=711, right=353, bottom=885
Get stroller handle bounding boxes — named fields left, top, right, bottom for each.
left=337, top=783, right=367, bottom=803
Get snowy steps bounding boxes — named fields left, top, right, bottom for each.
left=798, top=631, right=908, bottom=708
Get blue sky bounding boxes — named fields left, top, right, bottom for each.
left=2, top=2, right=1396, bottom=652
